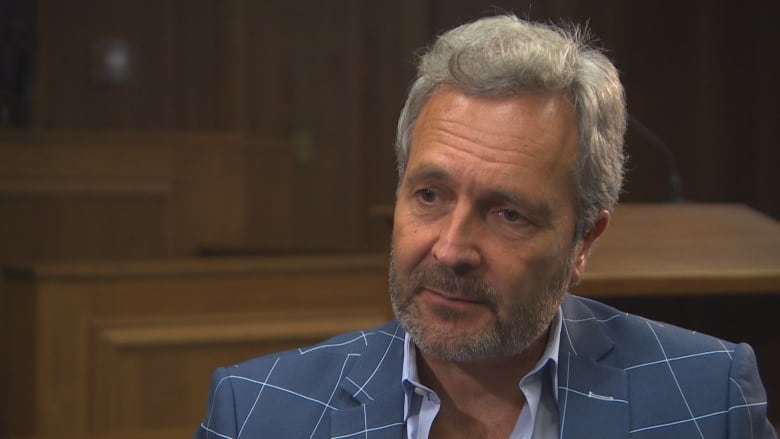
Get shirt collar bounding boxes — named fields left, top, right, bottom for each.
left=401, top=307, right=563, bottom=404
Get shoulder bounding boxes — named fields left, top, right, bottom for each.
left=562, top=294, right=737, bottom=366
left=225, top=320, right=405, bottom=381
left=195, top=321, right=405, bottom=438
left=562, top=295, right=775, bottom=437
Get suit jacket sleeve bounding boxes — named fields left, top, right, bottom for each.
left=728, top=343, right=776, bottom=439
left=194, top=367, right=238, bottom=439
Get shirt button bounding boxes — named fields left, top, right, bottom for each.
left=413, top=387, right=427, bottom=397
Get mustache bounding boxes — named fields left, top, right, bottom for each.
left=409, top=264, right=498, bottom=306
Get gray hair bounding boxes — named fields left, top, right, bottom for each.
left=395, top=15, right=626, bottom=240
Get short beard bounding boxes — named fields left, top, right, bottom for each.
left=389, top=248, right=571, bottom=362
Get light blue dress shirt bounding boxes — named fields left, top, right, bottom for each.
left=401, top=309, right=562, bottom=439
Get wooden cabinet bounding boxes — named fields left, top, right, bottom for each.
left=0, top=254, right=391, bottom=436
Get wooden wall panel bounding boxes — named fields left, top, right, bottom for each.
left=88, top=311, right=385, bottom=430
left=0, top=254, right=390, bottom=436
left=32, top=0, right=243, bottom=131
left=0, top=274, right=36, bottom=436
left=0, top=133, right=296, bottom=263
left=242, top=141, right=296, bottom=249
left=0, top=138, right=174, bottom=263
left=242, top=1, right=366, bottom=249
left=0, top=194, right=169, bottom=263
left=358, top=1, right=429, bottom=248
left=24, top=0, right=434, bottom=252
left=19, top=0, right=779, bottom=257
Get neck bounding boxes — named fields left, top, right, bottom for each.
left=417, top=328, right=549, bottom=403
left=416, top=329, right=550, bottom=438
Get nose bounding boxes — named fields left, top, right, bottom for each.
left=431, top=205, right=482, bottom=273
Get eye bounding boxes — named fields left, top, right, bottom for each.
left=490, top=207, right=535, bottom=236
left=497, top=208, right=525, bottom=224
left=416, top=188, right=438, bottom=204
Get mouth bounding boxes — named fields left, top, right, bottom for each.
left=420, top=286, right=486, bottom=306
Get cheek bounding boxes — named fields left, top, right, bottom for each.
left=392, top=228, right=422, bottom=267
left=392, top=217, right=435, bottom=270
left=492, top=242, right=567, bottom=290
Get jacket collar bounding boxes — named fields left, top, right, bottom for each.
left=557, top=294, right=629, bottom=439
left=327, top=295, right=631, bottom=438
left=330, top=321, right=406, bottom=438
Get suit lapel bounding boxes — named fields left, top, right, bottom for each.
left=558, top=295, right=630, bottom=439
left=325, top=297, right=633, bottom=438
left=329, top=322, right=406, bottom=439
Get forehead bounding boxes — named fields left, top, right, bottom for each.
left=407, top=87, right=579, bottom=185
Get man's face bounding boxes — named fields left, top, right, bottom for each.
left=390, top=87, right=588, bottom=361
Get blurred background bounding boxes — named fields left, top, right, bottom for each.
left=0, top=0, right=778, bottom=437
left=0, top=0, right=777, bottom=262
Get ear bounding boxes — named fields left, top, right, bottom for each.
left=569, top=210, right=610, bottom=286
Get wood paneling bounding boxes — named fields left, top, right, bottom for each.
left=32, top=0, right=243, bottom=131
left=88, top=310, right=384, bottom=430
left=243, top=1, right=365, bottom=249
left=575, top=204, right=780, bottom=297
left=20, top=0, right=777, bottom=254
left=0, top=132, right=295, bottom=263
left=358, top=1, right=430, bottom=247
left=0, top=136, right=174, bottom=262
left=0, top=254, right=390, bottom=436
left=25, top=0, right=432, bottom=251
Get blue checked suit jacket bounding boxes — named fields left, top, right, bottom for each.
left=195, top=294, right=776, bottom=438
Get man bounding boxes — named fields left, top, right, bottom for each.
left=195, top=15, right=775, bottom=438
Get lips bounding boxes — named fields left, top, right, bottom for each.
left=421, top=286, right=485, bottom=305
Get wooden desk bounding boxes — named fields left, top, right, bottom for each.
left=575, top=203, right=780, bottom=297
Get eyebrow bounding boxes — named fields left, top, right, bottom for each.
left=403, top=164, right=450, bottom=187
